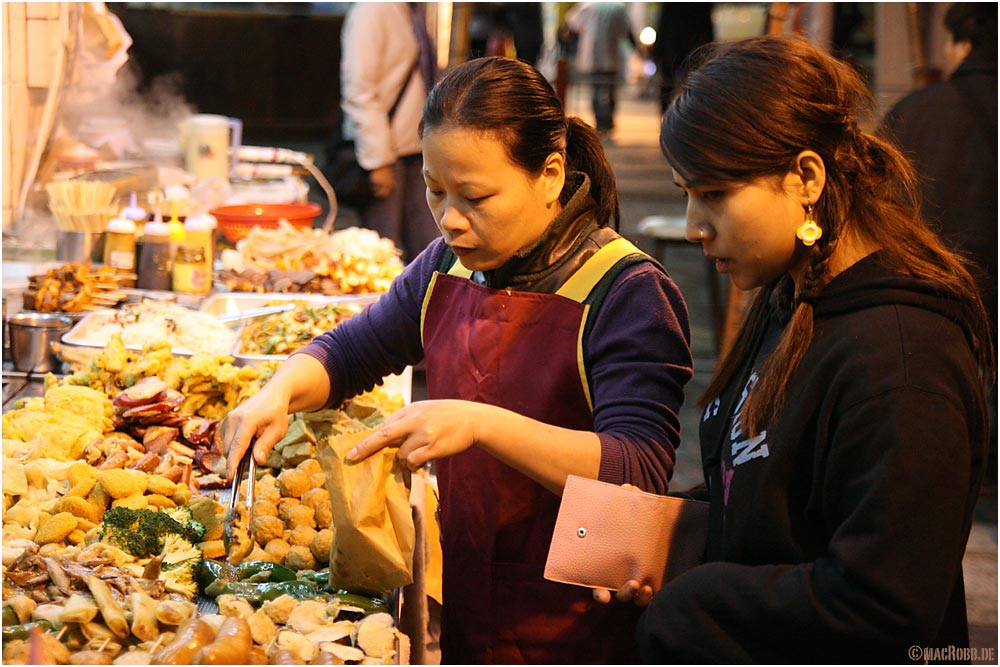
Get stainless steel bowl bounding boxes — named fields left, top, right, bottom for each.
left=8, top=312, right=73, bottom=373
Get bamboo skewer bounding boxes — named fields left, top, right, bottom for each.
left=46, top=180, right=119, bottom=233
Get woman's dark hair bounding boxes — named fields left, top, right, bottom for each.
left=661, top=35, right=994, bottom=435
left=420, top=56, right=621, bottom=229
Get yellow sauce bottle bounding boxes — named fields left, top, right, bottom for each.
left=103, top=215, right=137, bottom=287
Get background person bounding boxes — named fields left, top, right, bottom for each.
left=565, top=2, right=636, bottom=137
left=222, top=56, right=694, bottom=664
left=598, top=36, right=993, bottom=663
left=339, top=2, right=440, bottom=262
left=879, top=3, right=997, bottom=486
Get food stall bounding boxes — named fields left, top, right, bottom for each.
left=2, top=4, right=431, bottom=664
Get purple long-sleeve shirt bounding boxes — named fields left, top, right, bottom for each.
left=300, top=236, right=692, bottom=493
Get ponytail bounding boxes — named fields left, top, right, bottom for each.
left=565, top=117, right=621, bottom=230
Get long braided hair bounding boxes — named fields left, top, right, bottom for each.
left=661, top=36, right=994, bottom=436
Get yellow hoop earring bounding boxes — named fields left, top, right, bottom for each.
left=796, top=205, right=823, bottom=247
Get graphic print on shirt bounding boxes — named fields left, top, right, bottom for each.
left=721, top=371, right=769, bottom=506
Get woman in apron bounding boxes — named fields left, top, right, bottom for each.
left=221, top=56, right=694, bottom=664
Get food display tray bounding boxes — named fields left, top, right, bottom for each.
left=199, top=291, right=381, bottom=319
left=199, top=292, right=412, bottom=403
left=201, top=291, right=379, bottom=365
left=59, top=304, right=233, bottom=358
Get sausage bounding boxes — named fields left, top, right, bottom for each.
left=269, top=649, right=306, bottom=665
left=129, top=451, right=162, bottom=473
left=98, top=450, right=130, bottom=470
left=86, top=576, right=129, bottom=638
left=192, top=616, right=253, bottom=665
left=151, top=617, right=216, bottom=665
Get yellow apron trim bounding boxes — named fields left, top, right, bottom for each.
left=419, top=271, right=443, bottom=348
left=420, top=256, right=472, bottom=346
left=555, top=236, right=645, bottom=302
left=576, top=304, right=593, bottom=411
left=446, top=258, right=473, bottom=278
left=558, top=237, right=647, bottom=413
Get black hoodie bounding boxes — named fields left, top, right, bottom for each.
left=636, top=254, right=988, bottom=664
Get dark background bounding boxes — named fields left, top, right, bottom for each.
left=107, top=3, right=349, bottom=142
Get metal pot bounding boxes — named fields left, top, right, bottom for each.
left=8, top=312, right=73, bottom=373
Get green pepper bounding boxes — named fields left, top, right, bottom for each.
left=236, top=561, right=297, bottom=583
left=199, top=559, right=237, bottom=592
left=220, top=580, right=321, bottom=603
left=2, top=606, right=20, bottom=627
left=2, top=620, right=53, bottom=642
left=295, top=568, right=332, bottom=587
left=258, top=580, right=323, bottom=602
left=333, top=593, right=391, bottom=615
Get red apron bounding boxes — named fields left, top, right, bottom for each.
left=421, top=239, right=645, bottom=664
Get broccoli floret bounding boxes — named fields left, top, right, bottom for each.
left=160, top=534, right=201, bottom=566
left=161, top=561, right=199, bottom=599
left=99, top=507, right=201, bottom=559
left=166, top=506, right=207, bottom=541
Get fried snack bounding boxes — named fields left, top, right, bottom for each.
left=310, top=529, right=333, bottom=562
left=285, top=505, right=316, bottom=530
left=220, top=223, right=403, bottom=295
left=22, top=262, right=128, bottom=313
left=97, top=469, right=148, bottom=499
left=251, top=515, right=284, bottom=545
left=283, top=545, right=316, bottom=572
left=264, top=538, right=292, bottom=564
left=35, top=512, right=78, bottom=544
left=276, top=469, right=311, bottom=498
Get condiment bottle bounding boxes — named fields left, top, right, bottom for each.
left=166, top=201, right=187, bottom=252
left=122, top=192, right=147, bottom=224
left=184, top=212, right=217, bottom=277
left=137, top=218, right=172, bottom=291
left=103, top=215, right=138, bottom=287
left=172, top=242, right=210, bottom=295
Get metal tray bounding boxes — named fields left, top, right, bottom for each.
left=59, top=304, right=237, bottom=357
left=200, top=291, right=382, bottom=319
left=201, top=291, right=379, bottom=362
left=200, top=292, right=411, bottom=403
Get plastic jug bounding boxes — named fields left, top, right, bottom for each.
left=178, top=114, right=243, bottom=181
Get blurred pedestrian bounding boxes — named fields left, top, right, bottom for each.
left=651, top=2, right=714, bottom=113
left=505, top=3, right=545, bottom=66
left=596, top=36, right=994, bottom=663
left=339, top=2, right=439, bottom=262
left=880, top=3, right=998, bottom=482
left=565, top=2, right=636, bottom=136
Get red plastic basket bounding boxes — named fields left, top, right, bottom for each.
left=211, top=203, right=322, bottom=243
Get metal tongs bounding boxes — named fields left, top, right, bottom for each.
left=223, top=444, right=257, bottom=564
left=217, top=303, right=296, bottom=327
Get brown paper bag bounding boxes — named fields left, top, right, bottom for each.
left=319, top=427, right=415, bottom=594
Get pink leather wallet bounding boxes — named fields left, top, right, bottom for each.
left=544, top=475, right=709, bottom=591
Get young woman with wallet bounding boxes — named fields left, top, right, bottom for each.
left=597, top=36, right=994, bottom=663
left=220, top=56, right=694, bottom=664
